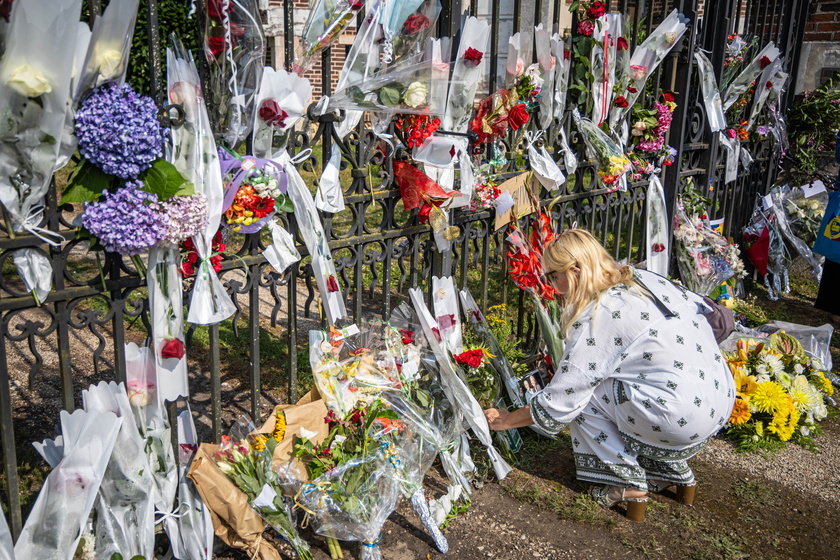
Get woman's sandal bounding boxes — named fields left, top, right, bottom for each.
left=588, top=485, right=648, bottom=522
left=648, top=479, right=697, bottom=505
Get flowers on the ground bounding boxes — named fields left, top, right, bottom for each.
left=724, top=334, right=832, bottom=453
left=75, top=83, right=168, bottom=179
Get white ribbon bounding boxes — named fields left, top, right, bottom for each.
left=155, top=502, right=192, bottom=526
left=15, top=206, right=65, bottom=247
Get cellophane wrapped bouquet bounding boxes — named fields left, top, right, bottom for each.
left=724, top=332, right=834, bottom=453
left=673, top=183, right=746, bottom=295
left=572, top=108, right=631, bottom=190
left=213, top=418, right=314, bottom=560
left=769, top=184, right=826, bottom=280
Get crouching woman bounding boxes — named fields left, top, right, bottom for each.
left=484, top=229, right=735, bottom=521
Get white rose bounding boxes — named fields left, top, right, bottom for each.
left=403, top=81, right=427, bottom=108
left=96, top=48, right=124, bottom=80
left=7, top=65, right=52, bottom=98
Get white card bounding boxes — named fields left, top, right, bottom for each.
left=252, top=484, right=278, bottom=510
left=762, top=194, right=774, bottom=210
left=801, top=180, right=827, bottom=198
left=494, top=191, right=515, bottom=214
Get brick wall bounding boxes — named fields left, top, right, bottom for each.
left=804, top=0, right=840, bottom=42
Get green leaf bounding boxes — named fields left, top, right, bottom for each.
left=138, top=159, right=192, bottom=200
left=570, top=1, right=580, bottom=12
left=378, top=86, right=402, bottom=107
left=61, top=160, right=113, bottom=204
left=275, top=193, right=294, bottom=213
left=349, top=85, right=367, bottom=104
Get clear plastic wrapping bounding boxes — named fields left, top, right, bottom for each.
left=769, top=184, right=826, bottom=281
left=722, top=42, right=780, bottom=112
left=573, top=108, right=631, bottom=190
left=694, top=50, right=727, bottom=133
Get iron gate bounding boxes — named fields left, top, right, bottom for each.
left=0, top=0, right=810, bottom=537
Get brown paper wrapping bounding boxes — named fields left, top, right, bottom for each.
left=258, top=393, right=330, bottom=478
left=187, top=443, right=282, bottom=560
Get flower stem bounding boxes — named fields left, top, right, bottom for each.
left=131, top=254, right=147, bottom=278
left=327, top=536, right=343, bottom=559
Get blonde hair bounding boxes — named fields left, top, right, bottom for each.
left=542, top=229, right=640, bottom=336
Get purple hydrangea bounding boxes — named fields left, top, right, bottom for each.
left=160, top=194, right=209, bottom=245
left=75, top=83, right=168, bottom=179
left=82, top=181, right=167, bottom=255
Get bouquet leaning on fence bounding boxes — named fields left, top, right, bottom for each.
left=572, top=109, right=631, bottom=191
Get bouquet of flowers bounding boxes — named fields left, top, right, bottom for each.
left=608, top=9, right=689, bottom=129
left=329, top=58, right=448, bottom=116
left=769, top=184, right=827, bottom=280
left=505, top=213, right=564, bottom=370
left=219, top=154, right=292, bottom=233
left=626, top=93, right=677, bottom=179
left=572, top=109, right=631, bottom=190
left=294, top=0, right=366, bottom=75
left=203, top=0, right=265, bottom=150
left=16, top=408, right=122, bottom=558
left=724, top=333, right=834, bottom=453
left=673, top=184, right=746, bottom=295
left=694, top=49, right=728, bottom=133
left=443, top=16, right=491, bottom=133
left=252, top=67, right=312, bottom=159
left=469, top=89, right=530, bottom=144
left=742, top=196, right=790, bottom=300
left=73, top=0, right=139, bottom=98
left=214, top=420, right=314, bottom=560
left=722, top=42, right=780, bottom=113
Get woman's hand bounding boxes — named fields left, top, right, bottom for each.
left=484, top=407, right=511, bottom=431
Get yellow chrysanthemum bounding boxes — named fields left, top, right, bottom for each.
left=815, top=372, right=834, bottom=396
left=728, top=398, right=752, bottom=426
left=768, top=397, right=799, bottom=442
left=749, top=381, right=788, bottom=414
left=273, top=410, right=287, bottom=442
left=789, top=383, right=822, bottom=414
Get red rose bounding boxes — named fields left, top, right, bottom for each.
left=399, top=329, right=415, bottom=345
left=652, top=243, right=666, bottom=253
left=577, top=19, right=595, bottom=36
left=180, top=262, right=195, bottom=277
left=206, top=36, right=228, bottom=59
left=437, top=313, right=456, bottom=331
left=564, top=49, right=571, bottom=60
left=627, top=86, right=638, bottom=93
left=464, top=47, right=483, bottom=67
left=766, top=81, right=773, bottom=89
left=663, top=92, right=675, bottom=102
left=259, top=99, right=289, bottom=127
left=617, top=37, right=629, bottom=51
left=326, top=275, right=339, bottom=293
left=161, top=338, right=186, bottom=360
left=758, top=55, right=771, bottom=68
left=613, top=96, right=629, bottom=108
left=206, top=0, right=234, bottom=21
left=403, top=14, right=430, bottom=34
left=508, top=102, right=530, bottom=131
left=726, top=128, right=737, bottom=139
left=454, top=349, right=484, bottom=369
left=348, top=0, right=364, bottom=10
left=586, top=1, right=607, bottom=19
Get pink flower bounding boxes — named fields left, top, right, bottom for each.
left=726, top=128, right=737, bottom=139
left=630, top=64, right=647, bottom=81
left=515, top=58, right=525, bottom=76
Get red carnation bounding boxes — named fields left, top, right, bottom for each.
left=586, top=1, right=607, bottom=19
left=403, top=14, right=430, bottom=34
left=464, top=47, right=483, bottom=67
left=758, top=55, right=771, bottom=68
left=508, top=102, right=530, bottom=130
left=663, top=92, right=675, bottom=102
left=259, top=99, right=289, bottom=128
left=617, top=37, right=629, bottom=51
left=613, top=96, right=629, bottom=108
left=577, top=19, right=595, bottom=36
left=161, top=338, right=186, bottom=360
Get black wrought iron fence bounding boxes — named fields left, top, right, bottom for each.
left=0, top=0, right=809, bottom=539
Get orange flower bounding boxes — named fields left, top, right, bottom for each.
left=728, top=398, right=751, bottom=425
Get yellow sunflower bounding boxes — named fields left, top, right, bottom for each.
left=273, top=410, right=287, bottom=442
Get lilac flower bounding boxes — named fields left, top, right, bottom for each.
left=75, top=83, right=168, bottom=179
left=756, top=125, right=768, bottom=136
left=82, top=181, right=167, bottom=255
left=160, top=194, right=209, bottom=245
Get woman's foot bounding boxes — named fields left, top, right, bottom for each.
left=589, top=485, right=648, bottom=522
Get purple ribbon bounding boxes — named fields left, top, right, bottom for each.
left=218, top=148, right=289, bottom=234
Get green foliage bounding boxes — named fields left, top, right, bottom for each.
left=137, top=159, right=193, bottom=199
left=61, top=160, right=115, bottom=204
left=782, top=72, right=840, bottom=185
left=126, top=0, right=201, bottom=98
